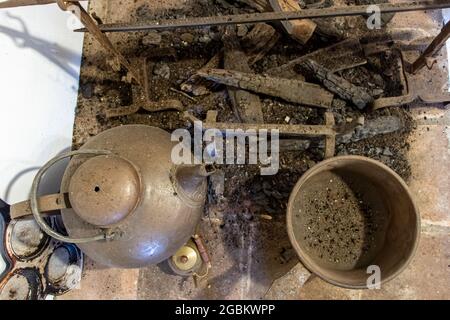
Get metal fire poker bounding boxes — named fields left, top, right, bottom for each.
left=74, top=1, right=450, bottom=33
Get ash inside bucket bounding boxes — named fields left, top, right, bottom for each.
left=294, top=170, right=390, bottom=270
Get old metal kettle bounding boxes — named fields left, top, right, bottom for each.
left=10, top=125, right=209, bottom=268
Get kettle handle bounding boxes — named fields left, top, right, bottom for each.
left=30, top=149, right=116, bottom=244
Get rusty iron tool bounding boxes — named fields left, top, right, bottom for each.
left=371, top=49, right=450, bottom=110
left=409, top=19, right=450, bottom=73
left=185, top=111, right=336, bottom=136
left=75, top=1, right=450, bottom=33
left=56, top=1, right=143, bottom=85
left=105, top=58, right=184, bottom=118
left=184, top=110, right=336, bottom=158
left=105, top=100, right=184, bottom=118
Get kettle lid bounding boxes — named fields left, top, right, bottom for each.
left=68, top=155, right=141, bottom=227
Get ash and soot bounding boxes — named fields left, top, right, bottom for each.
left=293, top=170, right=389, bottom=270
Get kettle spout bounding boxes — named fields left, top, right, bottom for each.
left=173, top=165, right=212, bottom=205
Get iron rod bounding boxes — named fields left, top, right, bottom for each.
left=75, top=1, right=450, bottom=33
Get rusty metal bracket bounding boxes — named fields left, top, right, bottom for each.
left=371, top=49, right=450, bottom=110
left=409, top=19, right=450, bottom=74
left=10, top=193, right=70, bottom=220
left=105, top=58, right=184, bottom=118
left=184, top=110, right=336, bottom=158
left=105, top=100, right=184, bottom=118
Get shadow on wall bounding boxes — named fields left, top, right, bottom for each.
left=0, top=12, right=80, bottom=81
left=3, top=147, right=72, bottom=203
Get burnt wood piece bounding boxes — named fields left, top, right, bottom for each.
left=198, top=68, right=333, bottom=109
left=235, top=0, right=272, bottom=12
left=300, top=59, right=373, bottom=110
left=223, top=26, right=265, bottom=123
left=266, top=38, right=367, bottom=78
left=241, top=23, right=281, bottom=65
left=337, top=116, right=403, bottom=144
left=269, top=0, right=316, bottom=44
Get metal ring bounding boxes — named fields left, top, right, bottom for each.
left=30, top=149, right=115, bottom=244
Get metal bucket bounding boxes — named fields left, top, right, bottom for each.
left=287, top=156, right=420, bottom=288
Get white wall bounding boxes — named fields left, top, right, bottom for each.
left=0, top=2, right=85, bottom=274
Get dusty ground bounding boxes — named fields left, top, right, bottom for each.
left=61, top=0, right=450, bottom=300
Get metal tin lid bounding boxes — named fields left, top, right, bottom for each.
left=0, top=273, right=31, bottom=300
left=171, top=245, right=198, bottom=271
left=68, top=155, right=141, bottom=227
left=0, top=269, right=41, bottom=300
left=10, top=220, right=48, bottom=260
